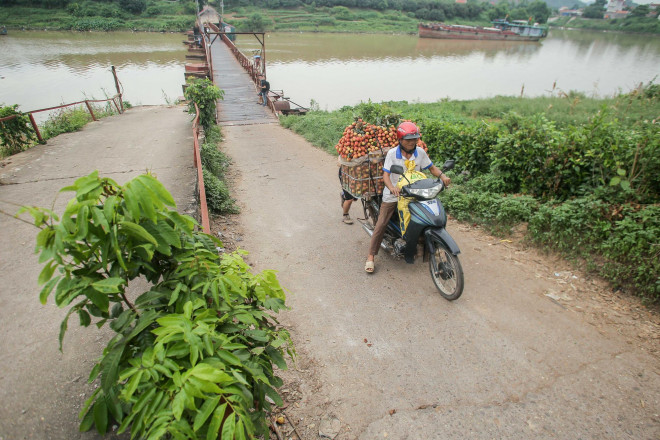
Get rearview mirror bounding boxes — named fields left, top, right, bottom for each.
left=390, top=165, right=404, bottom=175
left=442, top=160, right=456, bottom=171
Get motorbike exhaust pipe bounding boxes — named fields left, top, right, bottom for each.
left=361, top=223, right=391, bottom=252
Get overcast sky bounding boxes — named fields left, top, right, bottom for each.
left=583, top=0, right=657, bottom=4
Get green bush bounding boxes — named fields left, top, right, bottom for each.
left=200, top=127, right=230, bottom=179
left=23, top=172, right=290, bottom=438
left=203, top=169, right=239, bottom=214
left=529, top=197, right=660, bottom=302
left=184, top=79, right=224, bottom=133
left=0, top=104, right=37, bottom=157
left=67, top=17, right=126, bottom=30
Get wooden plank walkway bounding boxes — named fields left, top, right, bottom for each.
left=209, top=38, right=277, bottom=126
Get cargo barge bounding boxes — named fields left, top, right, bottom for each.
left=419, top=20, right=547, bottom=42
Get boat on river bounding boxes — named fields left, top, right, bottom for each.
left=1, top=26, right=7, bottom=36
left=419, top=20, right=547, bottom=42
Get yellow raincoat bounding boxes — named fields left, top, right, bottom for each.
left=396, top=159, right=427, bottom=237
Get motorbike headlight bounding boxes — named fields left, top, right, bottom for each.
left=406, top=185, right=442, bottom=199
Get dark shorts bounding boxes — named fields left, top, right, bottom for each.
left=339, top=167, right=357, bottom=201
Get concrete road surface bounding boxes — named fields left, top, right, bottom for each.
left=0, top=105, right=195, bottom=439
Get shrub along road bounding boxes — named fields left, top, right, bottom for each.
left=0, top=106, right=657, bottom=439
left=220, top=122, right=659, bottom=439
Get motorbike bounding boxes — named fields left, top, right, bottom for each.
left=360, top=160, right=464, bottom=301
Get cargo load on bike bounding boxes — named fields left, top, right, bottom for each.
left=335, top=118, right=428, bottom=200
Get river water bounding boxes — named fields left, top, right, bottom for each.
left=1, top=29, right=659, bottom=120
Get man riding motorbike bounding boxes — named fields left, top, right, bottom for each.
left=364, top=121, right=451, bottom=273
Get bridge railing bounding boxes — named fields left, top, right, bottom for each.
left=191, top=102, right=211, bottom=234
left=0, top=95, right=123, bottom=144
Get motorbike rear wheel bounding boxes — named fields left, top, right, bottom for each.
left=428, top=237, right=464, bottom=301
left=363, top=198, right=379, bottom=229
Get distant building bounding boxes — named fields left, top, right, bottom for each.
left=604, top=0, right=629, bottom=19
left=455, top=0, right=467, bottom=3
left=607, top=0, right=625, bottom=13
left=558, top=6, right=582, bottom=17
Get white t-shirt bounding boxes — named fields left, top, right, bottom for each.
left=382, top=146, right=433, bottom=203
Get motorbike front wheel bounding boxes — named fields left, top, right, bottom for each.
left=429, top=237, right=464, bottom=301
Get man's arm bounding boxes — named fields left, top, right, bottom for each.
left=383, top=171, right=400, bottom=197
left=429, top=165, right=450, bottom=186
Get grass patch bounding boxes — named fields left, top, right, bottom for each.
left=41, top=101, right=118, bottom=140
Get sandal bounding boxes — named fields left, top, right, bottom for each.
left=342, top=214, right=353, bottom=225
left=365, top=260, right=374, bottom=273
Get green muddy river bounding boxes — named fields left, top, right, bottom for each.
left=1, top=29, right=659, bottom=119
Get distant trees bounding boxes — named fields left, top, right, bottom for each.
left=582, top=0, right=606, bottom=19
left=228, top=0, right=554, bottom=24
left=629, top=4, right=650, bottom=18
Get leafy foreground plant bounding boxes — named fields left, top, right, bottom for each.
left=20, top=171, right=293, bottom=439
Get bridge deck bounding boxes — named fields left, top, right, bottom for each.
left=209, top=38, right=276, bottom=126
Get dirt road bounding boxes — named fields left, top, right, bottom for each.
left=0, top=105, right=195, bottom=439
left=221, top=122, right=659, bottom=439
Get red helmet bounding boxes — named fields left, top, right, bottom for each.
left=396, top=122, right=421, bottom=140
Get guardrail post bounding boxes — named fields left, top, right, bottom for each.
left=84, top=100, right=97, bottom=121
left=112, top=96, right=121, bottom=114
left=28, top=113, right=45, bottom=144
left=111, top=66, right=124, bottom=113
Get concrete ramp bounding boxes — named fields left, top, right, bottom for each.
left=0, top=105, right=195, bottom=439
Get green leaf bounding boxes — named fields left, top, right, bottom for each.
left=132, top=385, right=156, bottom=414
left=617, top=168, right=626, bottom=176
left=75, top=205, right=90, bottom=240
left=621, top=180, right=631, bottom=191
left=38, top=260, right=57, bottom=286
left=163, top=210, right=196, bottom=234
left=79, top=405, right=95, bottom=432
left=105, top=389, right=124, bottom=423
left=172, top=388, right=187, bottom=421
left=215, top=350, right=242, bottom=367
left=110, top=302, right=123, bottom=318
left=58, top=306, right=78, bottom=351
left=100, top=344, right=125, bottom=393
left=138, top=174, right=176, bottom=206
left=92, top=277, right=124, bottom=294
left=78, top=387, right=101, bottom=421
left=93, top=398, right=108, bottom=434
left=265, top=385, right=283, bottom=407
left=103, top=195, right=118, bottom=223
left=234, top=419, right=247, bottom=440
left=78, top=309, right=91, bottom=327
left=39, top=275, right=61, bottom=304
left=85, top=288, right=110, bottom=313
left=91, top=206, right=110, bottom=234
left=205, top=403, right=227, bottom=440
left=609, top=176, right=621, bottom=186
left=220, top=411, right=236, bottom=439
left=119, top=221, right=158, bottom=246
left=122, top=370, right=143, bottom=401
left=265, top=346, right=287, bottom=370
left=109, top=309, right=135, bottom=332
left=189, top=364, right=233, bottom=383
left=168, top=283, right=183, bottom=306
